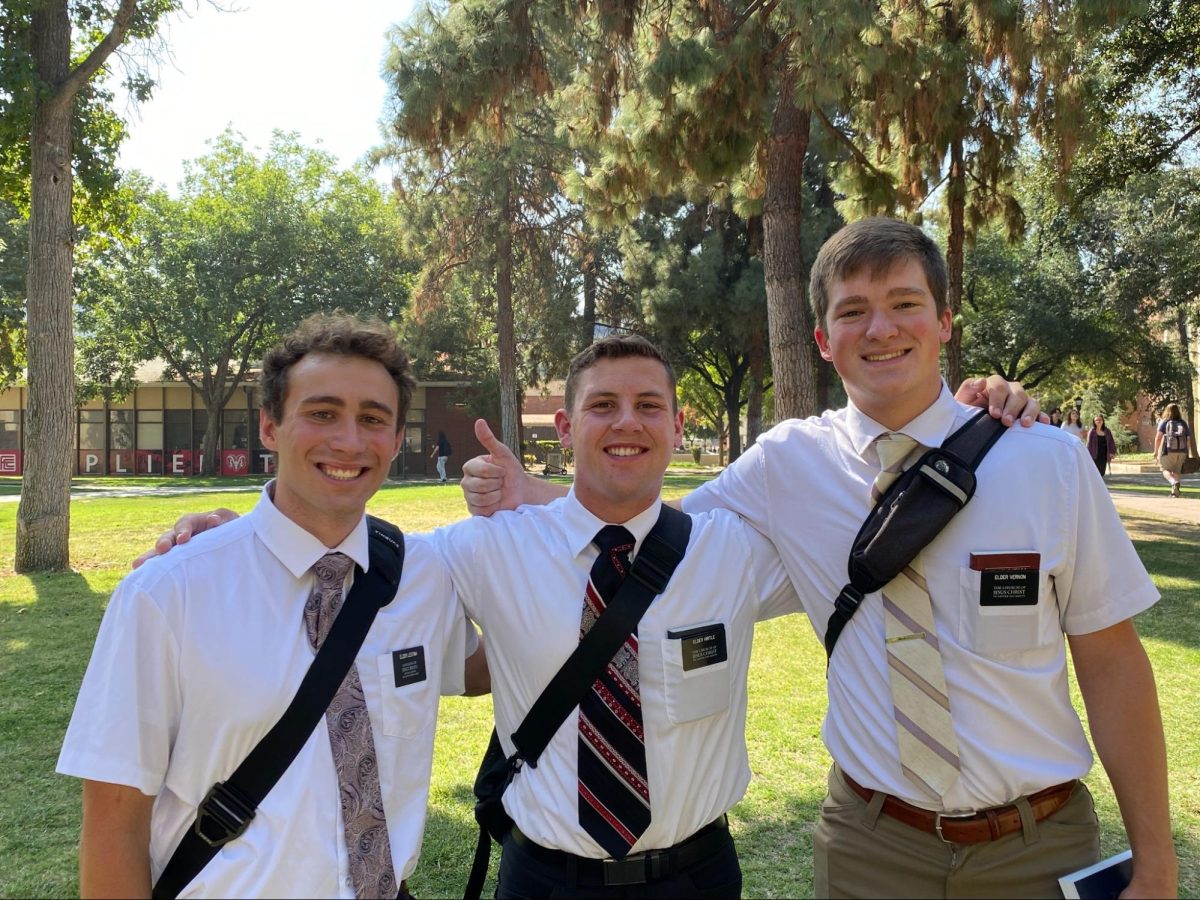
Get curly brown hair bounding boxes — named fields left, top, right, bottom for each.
left=260, top=313, right=414, bottom=431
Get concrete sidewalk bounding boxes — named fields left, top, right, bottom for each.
left=1104, top=473, right=1200, bottom=526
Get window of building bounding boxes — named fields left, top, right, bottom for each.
left=137, top=410, right=163, bottom=450
left=79, top=410, right=105, bottom=450
left=164, top=410, right=192, bottom=451
left=109, top=409, right=134, bottom=450
left=223, top=409, right=249, bottom=449
left=0, top=411, right=19, bottom=450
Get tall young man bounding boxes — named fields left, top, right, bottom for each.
left=463, top=219, right=1177, bottom=897
left=58, top=315, right=484, bottom=898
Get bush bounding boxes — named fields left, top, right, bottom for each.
left=691, top=446, right=702, bottom=464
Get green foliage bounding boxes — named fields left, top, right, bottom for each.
left=77, top=131, right=415, bottom=447
left=0, top=0, right=179, bottom=217
left=1072, top=0, right=1200, bottom=194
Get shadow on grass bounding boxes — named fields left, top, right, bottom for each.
left=0, top=569, right=110, bottom=898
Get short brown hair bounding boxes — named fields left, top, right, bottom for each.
left=1164, top=402, right=1183, bottom=421
left=809, top=217, right=948, bottom=330
left=564, top=334, right=677, bottom=413
left=260, top=313, right=415, bottom=430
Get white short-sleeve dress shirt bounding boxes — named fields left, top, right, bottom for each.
left=684, top=386, right=1159, bottom=812
left=432, top=491, right=800, bottom=858
left=57, top=485, right=473, bottom=898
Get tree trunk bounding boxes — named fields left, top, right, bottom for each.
left=943, top=134, right=966, bottom=390
left=202, top=401, right=222, bottom=477
left=763, top=79, right=817, bottom=420
left=17, top=1, right=75, bottom=572
left=1177, top=305, right=1196, bottom=430
left=746, top=329, right=765, bottom=443
left=724, top=367, right=745, bottom=462
left=495, top=172, right=521, bottom=459
left=579, top=176, right=598, bottom=351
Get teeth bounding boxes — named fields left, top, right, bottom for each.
left=607, top=447, right=644, bottom=457
left=865, top=350, right=906, bottom=361
left=323, top=466, right=362, bottom=480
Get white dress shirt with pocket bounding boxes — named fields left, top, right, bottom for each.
left=432, top=492, right=801, bottom=858
left=57, top=485, right=474, bottom=898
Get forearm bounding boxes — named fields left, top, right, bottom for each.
left=523, top=472, right=569, bottom=505
left=80, top=780, right=154, bottom=898
left=1070, top=624, right=1177, bottom=896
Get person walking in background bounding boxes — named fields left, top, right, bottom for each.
left=1061, top=407, right=1086, bottom=441
left=430, top=430, right=452, bottom=483
left=1154, top=402, right=1195, bottom=498
left=1086, top=414, right=1118, bottom=477
left=1049, top=407, right=1062, bottom=427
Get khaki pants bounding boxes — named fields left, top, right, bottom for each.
left=813, top=766, right=1101, bottom=899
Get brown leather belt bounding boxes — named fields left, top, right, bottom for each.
left=842, top=771, right=1078, bottom=844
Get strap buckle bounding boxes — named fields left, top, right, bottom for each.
left=834, top=584, right=864, bottom=616
left=194, top=781, right=256, bottom=848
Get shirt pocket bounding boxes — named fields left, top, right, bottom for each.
left=660, top=621, right=732, bottom=725
left=956, top=567, right=1057, bottom=659
left=373, top=649, right=438, bottom=738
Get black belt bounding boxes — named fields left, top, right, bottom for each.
left=507, top=816, right=731, bottom=887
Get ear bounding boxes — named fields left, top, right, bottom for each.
left=938, top=307, right=953, bottom=344
left=392, top=425, right=405, bottom=461
left=814, top=326, right=834, bottom=363
left=673, top=408, right=684, bottom=446
left=554, top=408, right=573, bottom=450
left=259, top=407, right=279, bottom=452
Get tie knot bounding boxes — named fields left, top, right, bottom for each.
left=312, top=551, right=354, bottom=588
left=593, top=525, right=635, bottom=557
left=874, top=432, right=920, bottom=471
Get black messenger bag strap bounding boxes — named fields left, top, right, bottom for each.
left=464, top=504, right=693, bottom=900
left=152, top=516, right=405, bottom=900
left=823, top=409, right=1007, bottom=664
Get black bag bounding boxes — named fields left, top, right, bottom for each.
left=152, top=517, right=406, bottom=900
left=824, top=410, right=1007, bottom=662
left=465, top=505, right=693, bottom=900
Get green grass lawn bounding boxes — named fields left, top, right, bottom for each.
left=0, top=481, right=1196, bottom=897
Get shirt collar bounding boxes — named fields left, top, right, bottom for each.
left=251, top=480, right=371, bottom=578
left=845, top=383, right=961, bottom=459
left=561, top=488, right=664, bottom=561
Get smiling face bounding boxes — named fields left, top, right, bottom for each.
left=260, top=352, right=403, bottom=546
left=814, top=257, right=953, bottom=430
left=556, top=356, right=684, bottom=523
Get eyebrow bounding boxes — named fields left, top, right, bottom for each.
left=583, top=389, right=670, bottom=402
left=832, top=285, right=929, bottom=306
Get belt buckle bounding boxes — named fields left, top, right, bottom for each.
left=933, top=811, right=973, bottom=844
left=603, top=854, right=647, bottom=886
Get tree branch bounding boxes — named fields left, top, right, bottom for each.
left=59, top=0, right=140, bottom=101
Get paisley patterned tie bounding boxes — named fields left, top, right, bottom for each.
left=304, top=552, right=396, bottom=899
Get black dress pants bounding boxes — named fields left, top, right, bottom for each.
left=495, top=826, right=741, bottom=899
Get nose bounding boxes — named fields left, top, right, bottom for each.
left=612, top=401, right=643, bottom=431
left=327, top=417, right=367, bottom=452
left=864, top=306, right=899, bottom=341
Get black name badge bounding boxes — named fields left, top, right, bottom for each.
left=392, top=646, right=427, bottom=687
left=667, top=623, right=728, bottom=672
left=980, top=569, right=1038, bottom=607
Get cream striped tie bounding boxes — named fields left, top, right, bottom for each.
left=871, top=434, right=961, bottom=797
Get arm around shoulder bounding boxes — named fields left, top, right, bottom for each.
left=1068, top=621, right=1178, bottom=898
left=80, top=779, right=155, bottom=899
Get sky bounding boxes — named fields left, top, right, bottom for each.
left=107, top=0, right=416, bottom=190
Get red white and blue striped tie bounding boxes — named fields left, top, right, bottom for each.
left=577, top=525, right=650, bottom=858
